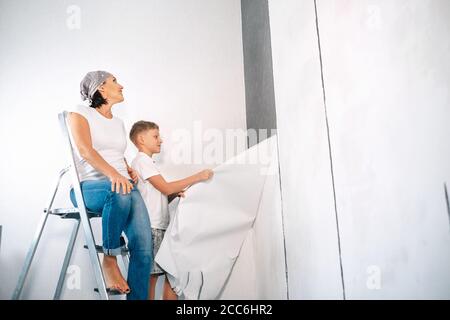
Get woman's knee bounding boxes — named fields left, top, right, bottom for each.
left=129, top=226, right=152, bottom=252
left=120, top=189, right=151, bottom=251
left=109, top=191, right=132, bottom=210
left=130, top=189, right=146, bottom=207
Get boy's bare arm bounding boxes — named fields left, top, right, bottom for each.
left=147, top=170, right=213, bottom=196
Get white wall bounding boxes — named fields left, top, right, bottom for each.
left=317, top=0, right=450, bottom=299
left=0, top=0, right=246, bottom=299
left=269, top=0, right=450, bottom=299
left=268, top=0, right=344, bottom=299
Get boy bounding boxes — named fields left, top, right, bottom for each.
left=129, top=120, right=213, bottom=300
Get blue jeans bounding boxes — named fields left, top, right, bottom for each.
left=70, top=179, right=152, bottom=300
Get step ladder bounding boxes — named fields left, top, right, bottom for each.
left=12, top=111, right=130, bottom=300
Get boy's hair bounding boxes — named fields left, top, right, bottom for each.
left=129, top=120, right=159, bottom=145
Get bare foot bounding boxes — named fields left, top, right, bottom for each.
left=102, top=255, right=130, bottom=294
left=163, top=277, right=178, bottom=300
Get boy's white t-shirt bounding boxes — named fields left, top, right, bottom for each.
left=131, top=152, right=169, bottom=230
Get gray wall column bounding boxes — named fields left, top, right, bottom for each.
left=241, top=0, right=277, bottom=146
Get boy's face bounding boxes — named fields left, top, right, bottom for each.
left=141, top=128, right=162, bottom=154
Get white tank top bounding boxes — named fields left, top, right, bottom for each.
left=70, top=105, right=131, bottom=182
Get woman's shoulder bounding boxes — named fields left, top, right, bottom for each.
left=71, top=104, right=93, bottom=118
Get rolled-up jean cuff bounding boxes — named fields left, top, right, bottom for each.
left=103, top=246, right=124, bottom=256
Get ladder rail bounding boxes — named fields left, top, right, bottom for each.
left=58, top=111, right=109, bottom=300
left=53, top=219, right=81, bottom=300
left=12, top=166, right=70, bottom=299
left=13, top=111, right=130, bottom=300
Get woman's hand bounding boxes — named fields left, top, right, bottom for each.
left=109, top=172, right=134, bottom=194
left=127, top=166, right=139, bottom=184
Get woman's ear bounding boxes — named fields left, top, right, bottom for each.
left=97, top=85, right=107, bottom=99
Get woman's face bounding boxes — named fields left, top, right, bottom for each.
left=98, top=75, right=124, bottom=104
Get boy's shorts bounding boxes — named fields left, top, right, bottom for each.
left=151, top=228, right=166, bottom=275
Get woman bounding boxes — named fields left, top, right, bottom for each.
left=69, top=70, right=152, bottom=300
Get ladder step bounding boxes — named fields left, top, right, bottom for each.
left=83, top=244, right=129, bottom=254
left=83, top=237, right=129, bottom=254
left=46, top=207, right=102, bottom=219
left=83, top=244, right=104, bottom=253
left=94, top=287, right=124, bottom=295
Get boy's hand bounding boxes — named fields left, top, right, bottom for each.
left=127, top=166, right=139, bottom=184
left=197, top=169, right=214, bottom=182
left=168, top=191, right=185, bottom=203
